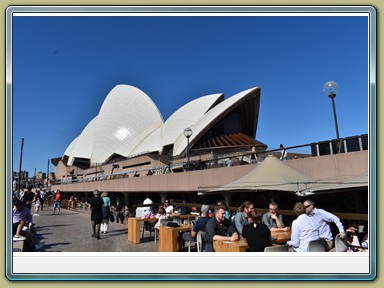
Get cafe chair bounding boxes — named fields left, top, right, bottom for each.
left=186, top=229, right=205, bottom=252
left=141, top=220, right=156, bottom=240
left=335, top=234, right=349, bottom=252
left=154, top=218, right=173, bottom=243
left=196, top=230, right=206, bottom=252
left=264, top=244, right=289, bottom=252
left=307, top=238, right=326, bottom=252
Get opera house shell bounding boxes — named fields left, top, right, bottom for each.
left=62, top=84, right=263, bottom=168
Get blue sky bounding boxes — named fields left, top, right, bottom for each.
left=12, top=14, right=370, bottom=175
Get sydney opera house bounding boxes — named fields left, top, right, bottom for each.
left=51, top=84, right=369, bottom=220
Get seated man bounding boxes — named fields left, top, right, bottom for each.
left=287, top=202, right=320, bottom=252
left=232, top=201, right=254, bottom=236
left=204, top=205, right=239, bottom=252
left=303, top=199, right=346, bottom=251
left=262, top=201, right=287, bottom=231
left=13, top=200, right=43, bottom=251
left=183, top=204, right=210, bottom=248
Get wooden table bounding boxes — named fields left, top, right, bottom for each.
left=158, top=224, right=191, bottom=252
left=127, top=217, right=157, bottom=244
left=214, top=239, right=249, bottom=252
left=213, top=230, right=292, bottom=252
left=271, top=229, right=291, bottom=244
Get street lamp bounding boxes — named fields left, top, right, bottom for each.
left=323, top=81, right=341, bottom=153
left=183, top=127, right=193, bottom=170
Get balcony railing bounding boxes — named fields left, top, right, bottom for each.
left=54, top=134, right=368, bottom=185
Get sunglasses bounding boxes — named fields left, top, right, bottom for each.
left=304, top=204, right=312, bottom=209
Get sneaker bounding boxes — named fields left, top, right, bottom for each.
left=34, top=214, right=40, bottom=216
left=13, top=235, right=26, bottom=241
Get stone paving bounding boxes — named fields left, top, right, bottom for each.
left=32, top=205, right=158, bottom=252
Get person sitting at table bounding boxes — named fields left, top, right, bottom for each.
left=216, top=200, right=231, bottom=221
left=204, top=205, right=239, bottom=252
left=242, top=211, right=272, bottom=252
left=232, top=201, right=254, bottom=236
left=303, top=199, right=346, bottom=251
left=183, top=204, right=210, bottom=247
left=163, top=199, right=174, bottom=214
left=177, top=199, right=191, bottom=215
left=154, top=207, right=167, bottom=239
left=262, top=201, right=287, bottom=231
left=287, top=202, right=320, bottom=252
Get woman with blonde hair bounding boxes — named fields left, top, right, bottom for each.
left=101, top=192, right=111, bottom=234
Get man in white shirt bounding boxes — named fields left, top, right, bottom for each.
left=303, top=199, right=346, bottom=251
left=287, top=202, right=320, bottom=252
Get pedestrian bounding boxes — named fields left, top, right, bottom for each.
left=280, top=144, right=287, bottom=160
left=115, top=197, right=125, bottom=224
left=52, top=189, right=61, bottom=215
left=39, top=189, right=46, bottom=211
left=90, top=190, right=103, bottom=239
left=101, top=192, right=111, bottom=234
left=21, top=186, right=34, bottom=212
left=33, top=191, right=41, bottom=216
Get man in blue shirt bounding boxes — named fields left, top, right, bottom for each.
left=304, top=199, right=346, bottom=251
left=183, top=204, right=210, bottom=250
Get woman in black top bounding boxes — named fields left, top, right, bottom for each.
left=242, top=211, right=272, bottom=252
left=90, top=190, right=104, bottom=239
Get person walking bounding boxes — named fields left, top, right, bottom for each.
left=115, top=197, right=125, bottom=224
left=101, top=192, right=111, bottom=234
left=52, top=189, right=61, bottom=215
left=90, top=190, right=104, bottom=239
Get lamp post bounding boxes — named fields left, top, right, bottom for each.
left=183, top=128, right=193, bottom=170
left=323, top=81, right=341, bottom=153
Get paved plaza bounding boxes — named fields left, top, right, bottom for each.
left=32, top=205, right=158, bottom=252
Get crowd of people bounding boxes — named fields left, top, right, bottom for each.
left=137, top=196, right=366, bottom=253
left=12, top=187, right=367, bottom=253
left=11, top=186, right=60, bottom=251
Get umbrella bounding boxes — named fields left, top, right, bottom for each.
left=201, top=155, right=317, bottom=194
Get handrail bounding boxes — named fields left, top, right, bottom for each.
left=54, top=134, right=368, bottom=186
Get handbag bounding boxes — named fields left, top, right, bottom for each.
left=109, top=212, right=115, bottom=223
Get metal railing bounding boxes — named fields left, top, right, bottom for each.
left=55, top=134, right=368, bottom=185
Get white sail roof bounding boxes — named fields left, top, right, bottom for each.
left=63, top=84, right=260, bottom=165
left=91, top=85, right=163, bottom=164
left=161, top=93, right=223, bottom=148
left=172, top=87, right=259, bottom=156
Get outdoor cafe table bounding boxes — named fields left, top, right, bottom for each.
left=158, top=224, right=191, bottom=252
left=127, top=217, right=157, bottom=244
left=271, top=229, right=291, bottom=244
left=213, top=230, right=291, bottom=252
